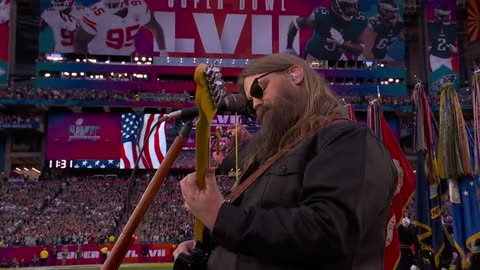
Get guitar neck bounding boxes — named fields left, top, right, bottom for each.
left=192, top=62, right=221, bottom=244
left=194, top=118, right=211, bottom=242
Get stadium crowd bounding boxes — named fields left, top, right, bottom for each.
left=0, top=169, right=234, bottom=248
left=0, top=113, right=41, bottom=126
left=0, top=87, right=193, bottom=104
left=2, top=86, right=475, bottom=107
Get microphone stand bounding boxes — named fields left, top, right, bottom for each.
left=102, top=121, right=194, bottom=270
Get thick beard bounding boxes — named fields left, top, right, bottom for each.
left=240, top=88, right=302, bottom=173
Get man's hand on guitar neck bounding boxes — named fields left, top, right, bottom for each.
left=180, top=168, right=224, bottom=230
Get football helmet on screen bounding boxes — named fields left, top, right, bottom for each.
left=434, top=5, right=452, bottom=26
left=332, top=0, right=359, bottom=22
left=378, top=0, right=399, bottom=24
left=51, top=0, right=74, bottom=10
left=103, top=0, right=126, bottom=14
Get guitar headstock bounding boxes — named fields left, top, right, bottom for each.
left=194, top=60, right=227, bottom=119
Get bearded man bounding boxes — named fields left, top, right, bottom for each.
left=175, top=53, right=397, bottom=270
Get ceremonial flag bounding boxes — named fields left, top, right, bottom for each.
left=367, top=102, right=416, bottom=270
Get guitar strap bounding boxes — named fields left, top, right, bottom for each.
left=224, top=117, right=351, bottom=203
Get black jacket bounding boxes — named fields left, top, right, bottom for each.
left=207, top=121, right=398, bottom=270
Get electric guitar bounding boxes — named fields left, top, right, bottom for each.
left=173, top=61, right=226, bottom=270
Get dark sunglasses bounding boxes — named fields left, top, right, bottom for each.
left=249, top=69, right=286, bottom=99
left=246, top=69, right=286, bottom=118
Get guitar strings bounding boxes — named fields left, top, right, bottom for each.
left=235, top=112, right=240, bottom=187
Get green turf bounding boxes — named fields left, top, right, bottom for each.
left=20, top=263, right=173, bottom=270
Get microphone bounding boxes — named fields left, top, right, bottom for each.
left=165, top=94, right=247, bottom=120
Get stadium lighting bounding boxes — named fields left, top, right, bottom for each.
left=44, top=73, right=51, bottom=78
left=141, top=57, right=146, bottom=61
left=388, top=78, right=394, bottom=82
left=15, top=167, right=21, bottom=171
left=134, top=57, right=139, bottom=61
left=23, top=167, right=29, bottom=171
left=71, top=73, right=77, bottom=77
left=80, top=72, right=85, bottom=76
left=32, top=168, right=41, bottom=173
left=395, top=79, right=400, bottom=83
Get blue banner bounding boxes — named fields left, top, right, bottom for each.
left=450, top=130, right=480, bottom=267
left=414, top=151, right=445, bottom=267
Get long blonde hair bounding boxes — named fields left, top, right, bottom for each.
left=237, top=54, right=347, bottom=151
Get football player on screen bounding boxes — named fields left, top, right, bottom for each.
left=362, top=0, right=405, bottom=61
left=74, top=0, right=167, bottom=56
left=0, top=0, right=10, bottom=24
left=427, top=4, right=457, bottom=72
left=285, top=0, right=370, bottom=61
left=40, top=0, right=85, bottom=53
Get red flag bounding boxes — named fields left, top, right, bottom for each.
left=380, top=114, right=416, bottom=270
left=345, top=104, right=356, bottom=121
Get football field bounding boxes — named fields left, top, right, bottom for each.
left=20, top=263, right=173, bottom=270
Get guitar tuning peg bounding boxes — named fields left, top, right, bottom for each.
left=205, top=67, right=214, bottom=78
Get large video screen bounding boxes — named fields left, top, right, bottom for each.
left=46, top=112, right=122, bottom=160
left=39, top=0, right=404, bottom=62
left=46, top=112, right=171, bottom=169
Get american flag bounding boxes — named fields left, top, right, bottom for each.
left=120, top=113, right=167, bottom=169
left=73, top=160, right=120, bottom=169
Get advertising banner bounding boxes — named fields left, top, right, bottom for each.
left=426, top=0, right=460, bottom=92
left=467, top=0, right=480, bottom=41
left=46, top=112, right=122, bottom=160
left=209, top=114, right=244, bottom=133
left=0, top=0, right=10, bottom=85
left=39, top=0, right=404, bottom=62
left=0, top=243, right=175, bottom=265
